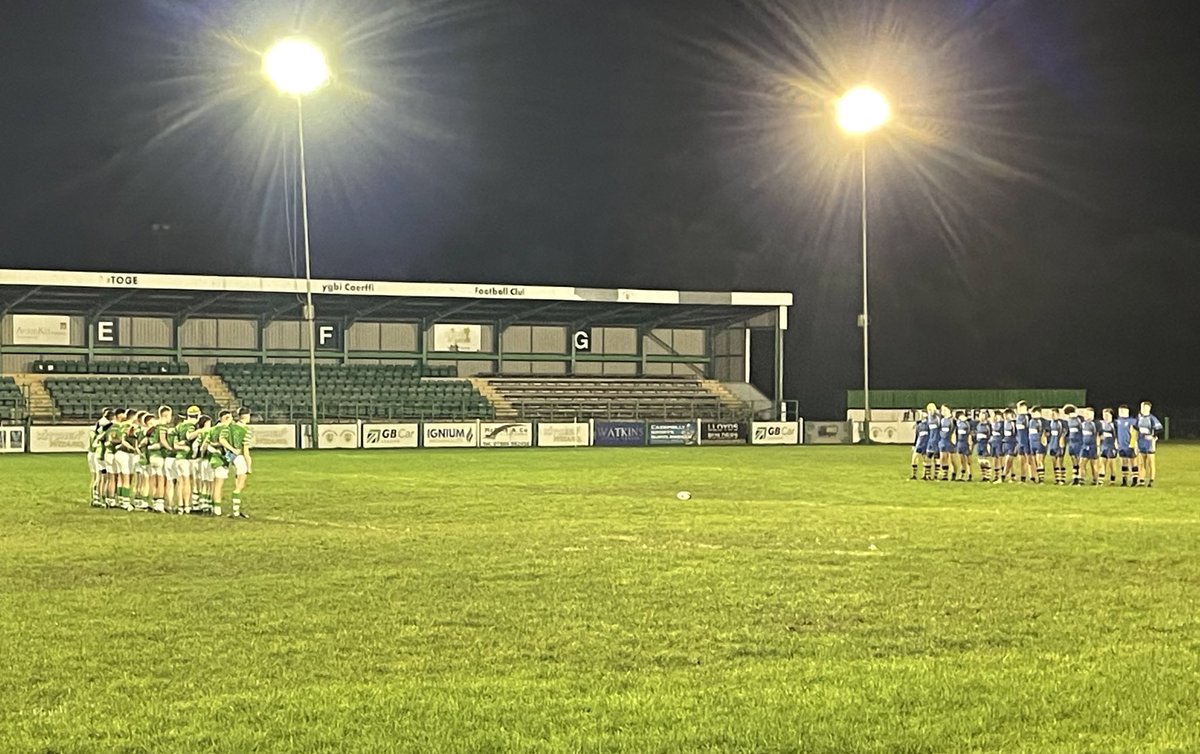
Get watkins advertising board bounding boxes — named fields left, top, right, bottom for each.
left=28, top=425, right=90, bottom=453
left=12, top=314, right=71, bottom=346
left=750, top=421, right=801, bottom=445
left=249, top=424, right=297, bottom=449
left=537, top=422, right=590, bottom=448
left=698, top=421, right=747, bottom=446
left=592, top=420, right=646, bottom=447
left=648, top=421, right=698, bottom=446
left=423, top=421, right=478, bottom=448
left=361, top=423, right=420, bottom=449
left=479, top=422, right=533, bottom=448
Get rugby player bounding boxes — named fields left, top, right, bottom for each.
left=87, top=408, right=113, bottom=507
left=954, top=410, right=972, bottom=481
left=1064, top=405, right=1083, bottom=486
left=974, top=410, right=993, bottom=482
left=1115, top=405, right=1137, bottom=486
left=1079, top=408, right=1099, bottom=485
left=1098, top=408, right=1117, bottom=485
left=1135, top=401, right=1164, bottom=487
left=910, top=409, right=930, bottom=480
left=1028, top=406, right=1047, bottom=484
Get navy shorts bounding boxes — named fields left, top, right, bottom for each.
left=1002, top=440, right=1017, bottom=456
left=1100, top=445, right=1116, bottom=459
left=989, top=440, right=1002, bottom=457
left=914, top=438, right=929, bottom=455
left=1118, top=448, right=1136, bottom=459
left=1016, top=439, right=1030, bottom=456
left=956, top=441, right=970, bottom=455
left=1067, top=444, right=1082, bottom=458
left=938, top=439, right=951, bottom=454
left=1029, top=442, right=1045, bottom=456
left=1081, top=444, right=1097, bottom=460
left=976, top=441, right=990, bottom=458
left=1137, top=441, right=1154, bottom=455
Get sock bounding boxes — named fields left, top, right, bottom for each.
left=232, top=494, right=241, bottom=514
left=212, top=503, right=222, bottom=516
left=1132, top=465, right=1140, bottom=484
left=910, top=463, right=918, bottom=479
left=1072, top=465, right=1080, bottom=483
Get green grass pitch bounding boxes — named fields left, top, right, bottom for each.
left=2, top=446, right=1198, bottom=753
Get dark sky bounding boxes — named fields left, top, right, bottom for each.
left=2, top=0, right=1199, bottom=417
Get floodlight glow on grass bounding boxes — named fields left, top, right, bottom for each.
left=263, top=37, right=330, bottom=96
left=836, top=86, right=890, bottom=135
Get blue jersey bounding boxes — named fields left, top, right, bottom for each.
left=939, top=417, right=953, bottom=442
left=1066, top=417, right=1082, bottom=445
left=955, top=419, right=971, bottom=442
left=1115, top=417, right=1136, bottom=450
left=1048, top=419, right=1063, bottom=446
left=914, top=419, right=929, bottom=441
left=1002, top=419, right=1015, bottom=439
left=1029, top=417, right=1045, bottom=445
left=1080, top=420, right=1097, bottom=446
left=925, top=413, right=941, bottom=440
left=975, top=421, right=991, bottom=444
left=1136, top=413, right=1163, bottom=441
left=1015, top=413, right=1030, bottom=442
left=1098, top=420, right=1116, bottom=447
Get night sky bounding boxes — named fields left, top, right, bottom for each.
left=2, top=0, right=1199, bottom=418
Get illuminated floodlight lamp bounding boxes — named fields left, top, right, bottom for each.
left=263, top=37, right=330, bottom=96
left=836, top=86, right=890, bottom=136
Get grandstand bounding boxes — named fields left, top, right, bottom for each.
left=485, top=376, right=746, bottom=421
left=0, top=268, right=792, bottom=429
left=0, top=376, right=25, bottom=421
left=44, top=376, right=221, bottom=420
left=217, top=363, right=493, bottom=422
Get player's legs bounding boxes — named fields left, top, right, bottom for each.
left=230, top=454, right=249, bottom=517
left=1069, top=449, right=1082, bottom=485
left=1142, top=447, right=1156, bottom=487
left=175, top=458, right=193, bottom=514
left=211, top=459, right=228, bottom=517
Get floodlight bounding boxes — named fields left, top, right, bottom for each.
left=263, top=38, right=330, bottom=96
left=836, top=86, right=890, bottom=136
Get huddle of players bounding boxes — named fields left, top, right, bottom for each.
left=910, top=400, right=1164, bottom=487
left=86, top=404, right=253, bottom=517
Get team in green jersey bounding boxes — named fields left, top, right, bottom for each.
left=88, top=403, right=253, bottom=518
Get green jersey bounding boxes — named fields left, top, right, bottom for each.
left=208, top=424, right=231, bottom=458
left=131, top=425, right=147, bottom=460
left=105, top=421, right=128, bottom=453
left=152, top=423, right=174, bottom=458
left=173, top=420, right=197, bottom=459
left=228, top=422, right=252, bottom=453
left=88, top=422, right=108, bottom=454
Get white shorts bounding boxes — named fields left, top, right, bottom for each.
left=87, top=451, right=98, bottom=473
left=191, top=459, right=204, bottom=480
left=149, top=455, right=165, bottom=476
left=213, top=465, right=229, bottom=480
left=232, top=454, right=249, bottom=476
left=164, top=457, right=177, bottom=481
left=103, top=453, right=116, bottom=474
left=174, top=458, right=192, bottom=478
left=113, top=451, right=133, bottom=476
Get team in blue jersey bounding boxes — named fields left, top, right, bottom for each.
left=909, top=401, right=1164, bottom=486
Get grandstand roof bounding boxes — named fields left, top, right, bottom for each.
left=0, top=269, right=790, bottom=328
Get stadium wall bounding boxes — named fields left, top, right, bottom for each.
left=1, top=313, right=737, bottom=379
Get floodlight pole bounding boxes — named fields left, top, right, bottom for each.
left=296, top=97, right=320, bottom=449
left=859, top=140, right=872, bottom=444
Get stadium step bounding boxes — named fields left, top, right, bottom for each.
left=700, top=379, right=751, bottom=419
left=200, top=375, right=240, bottom=412
left=471, top=377, right=516, bottom=419
left=11, top=373, right=57, bottom=421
